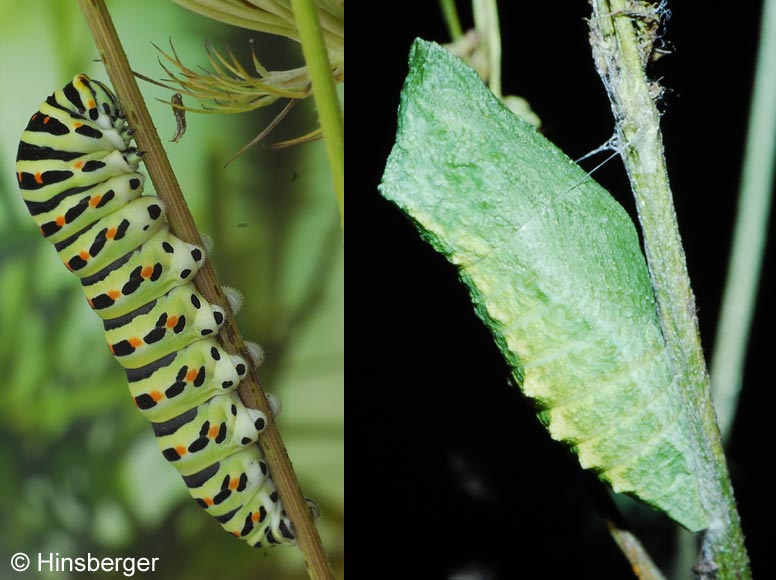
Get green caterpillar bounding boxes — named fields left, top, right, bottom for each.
left=15, top=73, right=316, bottom=548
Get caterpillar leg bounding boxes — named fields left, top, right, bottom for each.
left=266, top=393, right=282, bottom=418
left=246, top=341, right=266, bottom=368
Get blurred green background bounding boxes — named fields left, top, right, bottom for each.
left=0, top=1, right=343, bottom=578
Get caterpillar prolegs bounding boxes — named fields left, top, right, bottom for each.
left=15, top=74, right=317, bottom=548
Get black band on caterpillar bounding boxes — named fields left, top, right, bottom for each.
left=15, top=73, right=317, bottom=547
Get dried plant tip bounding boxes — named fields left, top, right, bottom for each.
left=169, top=93, right=187, bottom=142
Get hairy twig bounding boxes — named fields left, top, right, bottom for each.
left=588, top=1, right=750, bottom=577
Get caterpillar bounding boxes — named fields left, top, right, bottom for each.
left=15, top=73, right=316, bottom=548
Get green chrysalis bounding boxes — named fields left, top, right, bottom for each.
left=379, top=39, right=708, bottom=532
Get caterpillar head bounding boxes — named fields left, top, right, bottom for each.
left=72, top=74, right=133, bottom=146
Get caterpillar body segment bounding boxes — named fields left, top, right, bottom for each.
left=20, top=99, right=128, bottom=155
left=80, top=225, right=205, bottom=320
left=27, top=173, right=146, bottom=244
left=152, top=391, right=267, bottom=476
left=103, top=286, right=226, bottom=369
left=126, top=341, right=248, bottom=424
left=182, top=446, right=293, bottom=547
left=15, top=73, right=314, bottom=547
left=17, top=148, right=140, bottom=205
left=54, top=195, right=166, bottom=277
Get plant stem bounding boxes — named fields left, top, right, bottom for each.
left=710, top=0, right=776, bottom=439
left=606, top=521, right=668, bottom=580
left=472, top=0, right=502, bottom=97
left=588, top=1, right=750, bottom=578
left=439, top=0, right=464, bottom=40
left=289, top=0, right=344, bottom=230
left=590, top=479, right=669, bottom=579
left=77, top=2, right=333, bottom=578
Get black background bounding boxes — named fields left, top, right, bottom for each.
left=350, top=2, right=770, bottom=578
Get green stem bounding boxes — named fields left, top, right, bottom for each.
left=290, top=0, right=344, bottom=230
left=439, top=0, right=464, bottom=40
left=472, top=0, right=501, bottom=97
left=588, top=1, right=750, bottom=578
left=710, top=0, right=776, bottom=439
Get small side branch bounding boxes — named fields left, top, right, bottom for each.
left=588, top=476, right=668, bottom=579
left=606, top=521, right=667, bottom=580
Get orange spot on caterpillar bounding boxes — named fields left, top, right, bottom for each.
left=252, top=511, right=260, bottom=522
left=141, top=266, right=154, bottom=279
left=34, top=172, right=43, bottom=184
left=88, top=99, right=96, bottom=109
left=87, top=298, right=94, bottom=308
left=129, top=337, right=143, bottom=347
left=208, top=426, right=219, bottom=438
left=185, top=369, right=198, bottom=382
left=55, top=216, right=66, bottom=226
left=89, top=196, right=102, bottom=207
left=166, top=315, right=179, bottom=328
left=229, top=478, right=239, bottom=490
left=31, top=113, right=38, bottom=121
left=79, top=251, right=89, bottom=261
left=43, top=116, right=50, bottom=124
left=150, top=391, right=164, bottom=402
left=175, top=445, right=187, bottom=456
left=108, top=290, right=121, bottom=299
left=106, top=227, right=117, bottom=239
left=108, top=343, right=115, bottom=355
left=231, top=531, right=241, bottom=537
left=16, top=172, right=22, bottom=183
left=73, top=161, right=84, bottom=169
left=73, top=122, right=82, bottom=128
left=204, top=497, right=214, bottom=506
